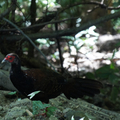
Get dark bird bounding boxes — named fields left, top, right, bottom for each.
left=2, top=53, right=102, bottom=103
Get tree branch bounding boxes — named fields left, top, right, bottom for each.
left=1, top=11, right=120, bottom=41
left=57, top=1, right=120, bottom=16
left=0, top=17, right=79, bottom=32
left=1, top=1, right=120, bottom=32
left=2, top=18, right=56, bottom=71
left=1, top=1, right=120, bottom=33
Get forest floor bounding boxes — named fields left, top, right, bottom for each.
left=0, top=89, right=120, bottom=120
left=1, top=34, right=120, bottom=119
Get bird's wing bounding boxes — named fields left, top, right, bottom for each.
left=23, top=69, right=66, bottom=94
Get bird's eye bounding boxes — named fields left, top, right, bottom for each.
left=9, top=57, right=12, bottom=60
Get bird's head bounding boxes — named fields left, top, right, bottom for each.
left=2, top=53, right=20, bottom=65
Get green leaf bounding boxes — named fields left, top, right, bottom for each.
left=32, top=101, right=50, bottom=115
left=95, top=65, right=119, bottom=79
left=110, top=62, right=115, bottom=69
left=85, top=72, right=95, bottom=79
left=8, top=91, right=17, bottom=95
left=52, top=54, right=56, bottom=59
left=46, top=106, right=57, bottom=117
left=115, top=42, right=120, bottom=47
left=110, top=86, right=119, bottom=102
left=108, top=73, right=120, bottom=84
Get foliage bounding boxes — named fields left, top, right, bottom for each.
left=1, top=0, right=120, bottom=118
left=61, top=25, right=98, bottom=55
left=111, top=1, right=120, bottom=32
left=46, top=106, right=57, bottom=117
left=32, top=100, right=50, bottom=115
left=86, top=65, right=120, bottom=102
left=1, top=0, right=120, bottom=57
left=112, top=11, right=120, bottom=32
left=32, top=101, right=57, bottom=117
left=85, top=49, right=120, bottom=102
left=8, top=91, right=17, bottom=95
left=28, top=91, right=57, bottom=117
left=1, top=0, right=120, bottom=109
left=36, top=38, right=55, bottom=48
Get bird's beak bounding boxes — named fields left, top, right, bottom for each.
left=1, top=58, right=7, bottom=63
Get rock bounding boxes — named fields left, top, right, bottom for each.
left=54, top=109, right=63, bottom=119
left=9, top=98, right=32, bottom=109
left=49, top=115, right=58, bottom=120
left=4, top=107, right=27, bottom=120
left=63, top=108, right=72, bottom=114
left=0, top=106, right=3, bottom=111
left=4, top=99, right=32, bottom=120
left=0, top=116, right=4, bottom=120
left=65, top=110, right=87, bottom=120
left=0, top=69, right=17, bottom=91
left=16, top=116, right=28, bottom=120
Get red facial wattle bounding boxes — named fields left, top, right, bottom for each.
left=5, top=56, right=15, bottom=63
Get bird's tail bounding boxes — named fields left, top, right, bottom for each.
left=63, top=78, right=103, bottom=99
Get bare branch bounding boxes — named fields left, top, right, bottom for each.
left=2, top=18, right=56, bottom=71
left=0, top=17, right=79, bottom=32
left=1, top=11, right=120, bottom=41
left=1, top=1, right=120, bottom=32
left=57, top=1, right=120, bottom=16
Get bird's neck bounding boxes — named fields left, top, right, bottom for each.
left=10, top=62, right=21, bottom=74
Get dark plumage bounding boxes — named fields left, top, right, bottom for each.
left=2, top=53, right=103, bottom=103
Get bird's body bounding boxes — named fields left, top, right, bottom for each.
left=2, top=53, right=103, bottom=103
